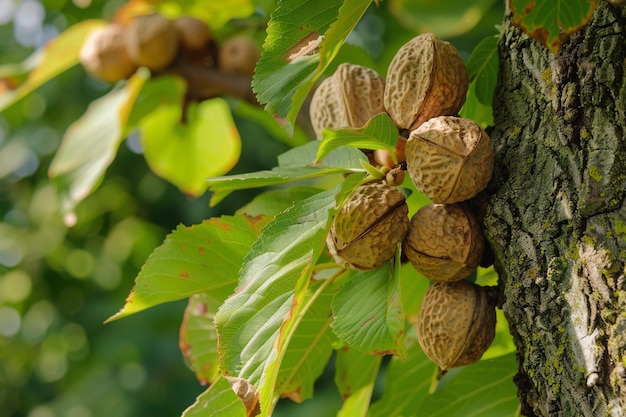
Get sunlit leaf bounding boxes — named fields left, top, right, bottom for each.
left=510, top=0, right=599, bottom=54
left=331, top=255, right=407, bottom=359
left=49, top=70, right=148, bottom=224
left=465, top=35, right=499, bottom=106
left=389, top=0, right=500, bottom=38
left=180, top=292, right=221, bottom=385
left=214, top=185, right=338, bottom=406
left=231, top=100, right=309, bottom=149
left=316, top=113, right=398, bottom=163
left=277, top=140, right=366, bottom=169
left=368, top=339, right=435, bottom=417
left=335, top=348, right=381, bottom=417
left=215, top=176, right=363, bottom=417
left=140, top=96, right=242, bottom=197
left=207, top=166, right=348, bottom=207
left=421, top=353, right=519, bottom=416
left=235, top=186, right=323, bottom=217
left=182, top=375, right=247, bottom=417
left=106, top=214, right=269, bottom=322
left=206, top=142, right=366, bottom=207
left=274, top=273, right=343, bottom=402
left=0, top=19, right=108, bottom=111
left=127, top=74, right=184, bottom=127
left=114, top=0, right=255, bottom=29
left=253, top=0, right=373, bottom=134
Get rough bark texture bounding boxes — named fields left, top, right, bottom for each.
left=485, top=3, right=626, bottom=417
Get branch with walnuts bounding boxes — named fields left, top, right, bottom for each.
left=79, top=12, right=288, bottom=124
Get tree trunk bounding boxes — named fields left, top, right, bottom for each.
left=485, top=3, right=626, bottom=416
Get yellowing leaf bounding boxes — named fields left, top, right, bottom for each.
left=49, top=70, right=147, bottom=223
left=0, top=19, right=108, bottom=111
left=140, top=97, right=242, bottom=197
left=114, top=0, right=255, bottom=29
left=180, top=293, right=221, bottom=385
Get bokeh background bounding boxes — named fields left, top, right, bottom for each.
left=0, top=1, right=504, bottom=416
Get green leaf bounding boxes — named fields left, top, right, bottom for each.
left=277, top=140, right=366, bottom=169
left=399, top=262, right=431, bottom=318
left=316, top=113, right=398, bottom=163
left=335, top=348, right=381, bottom=417
left=206, top=142, right=366, bottom=207
left=236, top=186, right=324, bottom=217
left=126, top=74, right=184, bottom=127
left=331, top=255, right=407, bottom=359
left=214, top=185, right=338, bottom=391
left=180, top=292, right=221, bottom=385
left=274, top=274, right=342, bottom=402
left=207, top=166, right=349, bottom=207
left=510, top=0, right=599, bottom=54
left=140, top=95, right=242, bottom=197
left=465, top=35, right=499, bottom=106
left=476, top=267, right=517, bottom=359
left=181, top=375, right=247, bottom=417
left=252, top=0, right=373, bottom=134
left=231, top=100, right=309, bottom=148
left=420, top=353, right=519, bottom=416
left=0, top=19, right=108, bottom=111
left=49, top=70, right=148, bottom=224
left=367, top=339, right=435, bottom=417
left=389, top=0, right=500, bottom=38
left=459, top=80, right=494, bottom=129
left=106, top=214, right=269, bottom=322
left=116, top=0, right=255, bottom=30
left=215, top=176, right=362, bottom=417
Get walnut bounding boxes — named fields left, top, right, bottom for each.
left=405, top=116, right=494, bottom=204
left=417, top=280, right=496, bottom=371
left=175, top=16, right=211, bottom=51
left=327, top=182, right=409, bottom=270
left=403, top=203, right=484, bottom=282
left=218, top=36, right=260, bottom=77
left=79, top=24, right=136, bottom=83
left=384, top=33, right=467, bottom=132
left=126, top=13, right=180, bottom=71
left=309, top=63, right=385, bottom=139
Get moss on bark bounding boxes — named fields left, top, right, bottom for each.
left=485, top=3, right=626, bottom=416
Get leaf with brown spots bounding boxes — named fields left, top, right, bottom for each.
left=179, top=292, right=221, bottom=385
left=0, top=19, right=108, bottom=112
left=214, top=186, right=339, bottom=415
left=215, top=175, right=363, bottom=416
left=510, top=0, right=599, bottom=54
left=106, top=214, right=270, bottom=322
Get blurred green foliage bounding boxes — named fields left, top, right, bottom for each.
left=0, top=1, right=504, bottom=416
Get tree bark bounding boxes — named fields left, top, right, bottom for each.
left=485, top=3, right=626, bottom=416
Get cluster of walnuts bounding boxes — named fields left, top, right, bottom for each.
left=79, top=12, right=260, bottom=84
left=313, top=33, right=497, bottom=372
